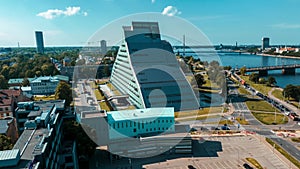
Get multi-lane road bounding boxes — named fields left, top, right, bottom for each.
left=228, top=74, right=300, bottom=161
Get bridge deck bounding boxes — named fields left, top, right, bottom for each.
left=245, top=64, right=300, bottom=72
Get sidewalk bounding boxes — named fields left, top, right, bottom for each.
left=268, top=87, right=300, bottom=114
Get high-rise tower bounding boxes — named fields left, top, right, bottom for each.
left=110, top=22, right=199, bottom=111
left=35, top=31, right=44, bottom=54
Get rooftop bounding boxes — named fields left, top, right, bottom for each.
left=0, top=118, right=13, bottom=134
left=107, top=107, right=174, bottom=122
left=0, top=89, right=21, bottom=106
left=0, top=149, right=20, bottom=161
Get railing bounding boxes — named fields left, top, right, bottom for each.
left=245, top=64, right=300, bottom=71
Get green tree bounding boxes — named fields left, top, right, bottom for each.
left=55, top=81, right=73, bottom=106
left=258, top=77, right=266, bottom=84
left=249, top=73, right=259, bottom=83
left=63, top=120, right=97, bottom=157
left=193, top=74, right=206, bottom=87
left=0, top=134, right=13, bottom=151
left=0, top=75, right=8, bottom=89
left=267, top=76, right=277, bottom=86
left=22, top=78, right=30, bottom=86
left=283, top=84, right=296, bottom=100
left=240, top=66, right=247, bottom=76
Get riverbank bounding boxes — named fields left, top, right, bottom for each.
left=230, top=50, right=300, bottom=60
left=258, top=53, right=300, bottom=60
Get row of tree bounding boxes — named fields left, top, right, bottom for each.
left=248, top=72, right=277, bottom=86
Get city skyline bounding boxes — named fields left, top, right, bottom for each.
left=1, top=0, right=300, bottom=47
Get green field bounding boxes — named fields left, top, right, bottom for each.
left=175, top=107, right=224, bottom=118
left=238, top=86, right=251, bottom=95
left=252, top=112, right=288, bottom=125
left=246, top=100, right=276, bottom=112
left=241, top=75, right=273, bottom=95
left=246, top=158, right=264, bottom=169
left=272, top=89, right=285, bottom=100
left=34, top=95, right=56, bottom=101
left=236, top=117, right=249, bottom=125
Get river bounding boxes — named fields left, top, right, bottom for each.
left=196, top=52, right=300, bottom=88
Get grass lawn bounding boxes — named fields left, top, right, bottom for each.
left=246, top=158, right=264, bottom=169
left=238, top=86, right=251, bottom=95
left=246, top=100, right=276, bottom=112
left=266, top=138, right=300, bottom=168
left=94, top=89, right=105, bottom=100
left=291, top=137, right=300, bottom=143
left=176, top=115, right=220, bottom=122
left=202, top=74, right=219, bottom=88
left=241, top=75, right=273, bottom=95
left=236, top=117, right=249, bottom=125
left=99, top=101, right=112, bottom=111
left=34, top=95, right=56, bottom=101
left=272, top=89, right=285, bottom=100
left=252, top=112, right=288, bottom=125
left=175, top=107, right=224, bottom=118
left=272, top=89, right=300, bottom=108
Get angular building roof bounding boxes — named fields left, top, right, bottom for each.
left=110, top=21, right=199, bottom=111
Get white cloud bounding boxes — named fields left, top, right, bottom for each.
left=151, top=0, right=155, bottom=3
left=161, top=6, right=181, bottom=16
left=83, top=12, right=88, bottom=16
left=272, top=23, right=300, bottom=29
left=37, top=6, right=84, bottom=19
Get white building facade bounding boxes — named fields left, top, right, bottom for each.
left=107, top=107, right=175, bottom=139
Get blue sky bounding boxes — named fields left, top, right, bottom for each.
left=1, top=0, right=300, bottom=47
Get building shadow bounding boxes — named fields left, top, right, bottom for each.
left=89, top=139, right=223, bottom=169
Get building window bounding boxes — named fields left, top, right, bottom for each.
left=162, top=120, right=164, bottom=123
left=126, top=122, right=128, bottom=128
left=130, top=121, right=132, bottom=127
left=158, top=120, right=160, bottom=123
left=5, top=107, right=9, bottom=111
left=6, top=113, right=9, bottom=116
left=158, top=127, right=160, bottom=130
left=133, top=128, right=136, bottom=133
left=150, top=128, right=152, bottom=131
left=166, top=120, right=168, bottom=123
left=117, top=123, right=119, bottom=128
left=146, top=129, right=148, bottom=132
left=142, top=122, right=144, bottom=129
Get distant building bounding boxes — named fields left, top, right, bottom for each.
left=35, top=31, right=44, bottom=54
left=276, top=47, right=299, bottom=54
left=101, top=40, right=107, bottom=54
left=8, top=78, right=35, bottom=87
left=262, top=37, right=270, bottom=50
left=29, top=75, right=69, bottom=95
left=110, top=21, right=199, bottom=112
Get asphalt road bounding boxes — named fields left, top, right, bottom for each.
left=228, top=77, right=300, bottom=162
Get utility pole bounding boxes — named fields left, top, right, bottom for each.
left=183, top=35, right=185, bottom=56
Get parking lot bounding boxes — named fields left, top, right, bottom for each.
left=144, top=135, right=296, bottom=169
